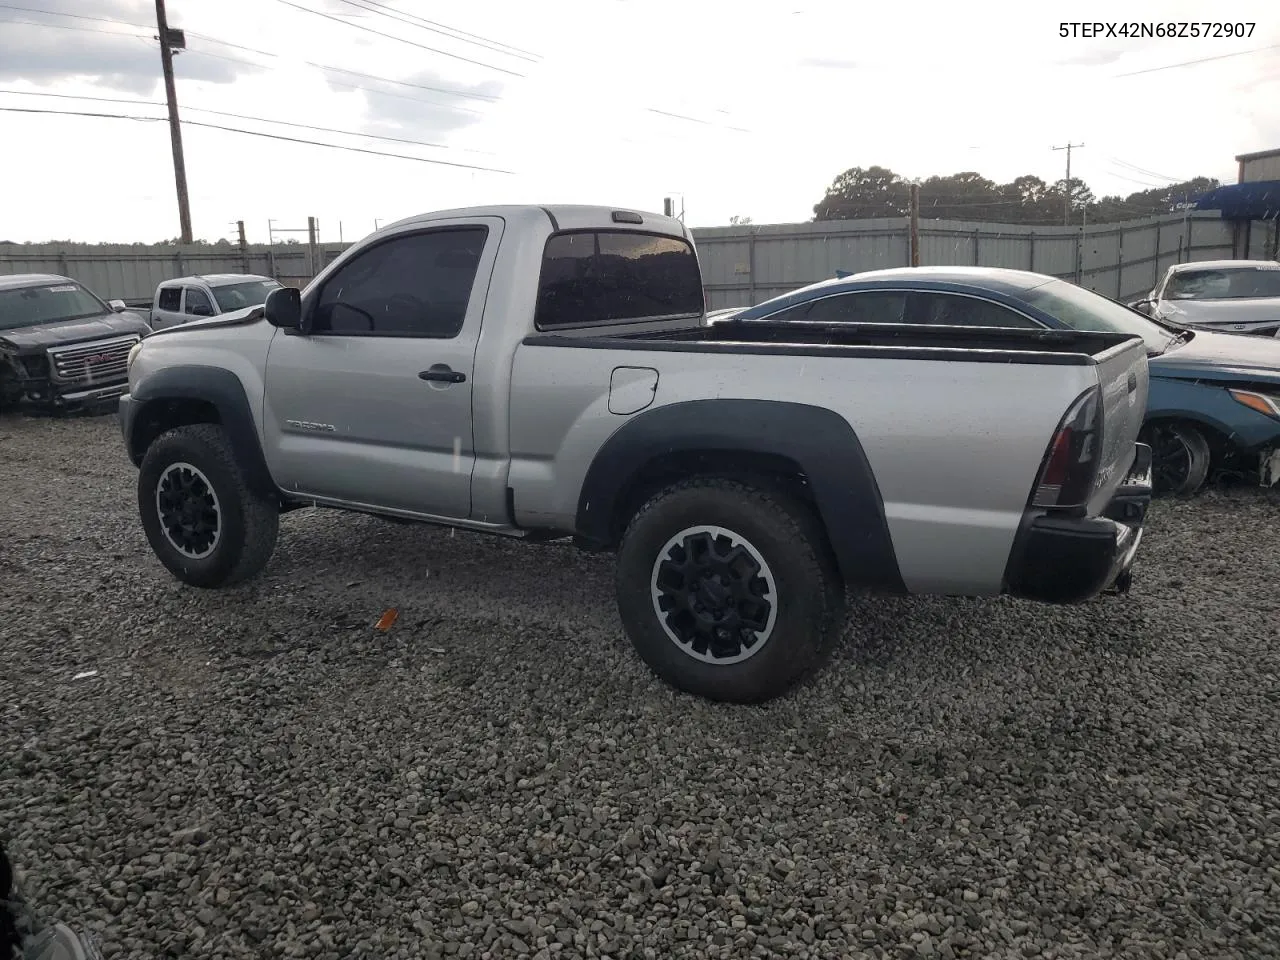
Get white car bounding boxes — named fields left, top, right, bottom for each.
left=1131, top=260, right=1280, bottom=338
left=150, top=274, right=282, bottom=331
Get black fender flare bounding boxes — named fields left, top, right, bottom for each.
left=124, top=364, right=278, bottom=500
left=575, top=399, right=906, bottom=593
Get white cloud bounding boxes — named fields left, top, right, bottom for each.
left=0, top=0, right=1276, bottom=241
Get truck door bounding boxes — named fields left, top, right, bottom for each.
left=260, top=216, right=503, bottom=520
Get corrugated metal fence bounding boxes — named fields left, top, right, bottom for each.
left=0, top=212, right=1248, bottom=309
left=693, top=212, right=1242, bottom=309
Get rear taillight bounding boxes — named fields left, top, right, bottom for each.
left=1031, top=387, right=1103, bottom=510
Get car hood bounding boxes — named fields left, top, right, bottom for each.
left=1160, top=297, right=1280, bottom=326
left=0, top=311, right=150, bottom=351
left=1153, top=328, right=1280, bottom=383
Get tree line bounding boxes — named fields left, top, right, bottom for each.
left=813, top=165, right=1221, bottom=225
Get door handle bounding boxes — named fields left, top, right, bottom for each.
left=419, top=365, right=466, bottom=384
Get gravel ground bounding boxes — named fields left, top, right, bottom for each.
left=2, top=411, right=1279, bottom=960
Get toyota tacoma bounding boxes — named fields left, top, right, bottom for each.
left=118, top=204, right=1154, bottom=703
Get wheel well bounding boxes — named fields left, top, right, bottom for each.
left=130, top=397, right=221, bottom=463
left=606, top=449, right=813, bottom=547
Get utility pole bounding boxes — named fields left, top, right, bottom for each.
left=155, top=0, right=191, bottom=243
left=1051, top=142, right=1084, bottom=227
left=908, top=182, right=921, bottom=267
left=234, top=220, right=248, bottom=272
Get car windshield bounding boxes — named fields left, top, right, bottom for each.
left=1164, top=268, right=1280, bottom=301
left=0, top=281, right=108, bottom=330
left=211, top=279, right=282, bottom=313
left=1021, top=278, right=1179, bottom=354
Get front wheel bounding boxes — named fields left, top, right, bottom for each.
left=138, top=424, right=279, bottom=588
left=614, top=478, right=845, bottom=704
left=1142, top=421, right=1211, bottom=497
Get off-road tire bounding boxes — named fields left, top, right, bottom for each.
left=138, top=423, right=278, bottom=588
left=615, top=477, right=845, bottom=704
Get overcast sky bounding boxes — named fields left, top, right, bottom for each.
left=1, top=0, right=1277, bottom=243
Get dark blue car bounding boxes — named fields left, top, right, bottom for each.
left=713, top=266, right=1280, bottom=496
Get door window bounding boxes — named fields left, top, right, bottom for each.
left=312, top=227, right=489, bottom=338
left=184, top=287, right=215, bottom=316
left=907, top=292, right=1041, bottom=328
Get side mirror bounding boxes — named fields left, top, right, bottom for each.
left=192, top=303, right=215, bottom=317
left=264, top=286, right=302, bottom=329
left=108, top=299, right=127, bottom=313
left=1128, top=299, right=1152, bottom=313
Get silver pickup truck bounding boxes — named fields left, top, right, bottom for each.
left=118, top=204, right=1153, bottom=703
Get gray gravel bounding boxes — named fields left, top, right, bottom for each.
left=2, top=411, right=1280, bottom=960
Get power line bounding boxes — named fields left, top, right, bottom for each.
left=0, top=88, right=498, bottom=155
left=1114, top=44, right=1280, bottom=78
left=1108, top=157, right=1183, bottom=183
left=0, top=3, right=150, bottom=30
left=303, top=61, right=500, bottom=103
left=328, top=0, right=539, bottom=62
left=0, top=3, right=494, bottom=103
left=178, top=47, right=490, bottom=117
left=343, top=0, right=540, bottom=60
left=0, top=105, right=515, bottom=174
left=0, top=16, right=149, bottom=39
left=273, top=0, right=526, bottom=78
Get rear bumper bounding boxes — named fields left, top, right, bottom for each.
left=1006, top=443, right=1153, bottom=604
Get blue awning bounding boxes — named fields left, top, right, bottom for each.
left=1194, top=180, right=1280, bottom=220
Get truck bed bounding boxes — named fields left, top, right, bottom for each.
left=525, top=320, right=1140, bottom=366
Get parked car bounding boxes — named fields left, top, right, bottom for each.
left=0, top=273, right=151, bottom=412
left=150, top=274, right=282, bottom=331
left=119, top=205, right=1152, bottom=704
left=718, top=266, right=1280, bottom=496
left=1129, top=260, right=1280, bottom=337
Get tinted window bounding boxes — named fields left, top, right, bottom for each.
left=535, top=231, right=703, bottom=328
left=157, top=287, right=181, bottom=311
left=212, top=279, right=281, bottom=312
left=313, top=227, right=488, bottom=337
left=0, top=282, right=107, bottom=331
left=907, top=293, right=1041, bottom=328
left=1023, top=279, right=1177, bottom=353
left=787, top=291, right=907, bottom=323
left=184, top=287, right=215, bottom=315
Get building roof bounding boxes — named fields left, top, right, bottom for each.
left=1193, top=180, right=1280, bottom=220
left=1236, top=147, right=1280, bottom=163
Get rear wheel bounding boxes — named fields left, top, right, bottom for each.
left=1143, top=421, right=1211, bottom=496
left=614, top=478, right=845, bottom=704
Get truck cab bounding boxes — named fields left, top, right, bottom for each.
left=150, top=274, right=281, bottom=331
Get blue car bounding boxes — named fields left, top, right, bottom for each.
left=711, top=266, right=1280, bottom=496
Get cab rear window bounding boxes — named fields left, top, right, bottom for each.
left=534, top=230, right=704, bottom=329
left=157, top=287, right=181, bottom=311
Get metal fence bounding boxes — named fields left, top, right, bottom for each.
left=0, top=212, right=1254, bottom=309
left=692, top=212, right=1243, bottom=309
left=0, top=242, right=349, bottom=304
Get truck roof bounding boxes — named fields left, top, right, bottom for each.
left=1165, top=259, right=1280, bottom=273
left=0, top=272, right=76, bottom=291
left=379, top=204, right=689, bottom=240
left=160, top=274, right=276, bottom=287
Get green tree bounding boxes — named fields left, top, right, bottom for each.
left=813, top=165, right=911, bottom=220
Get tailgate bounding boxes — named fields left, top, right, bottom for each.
left=1088, top=337, right=1149, bottom=515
